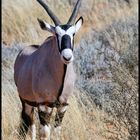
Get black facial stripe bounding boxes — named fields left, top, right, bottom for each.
left=61, top=35, right=72, bottom=52
left=56, top=34, right=61, bottom=52
left=60, top=25, right=72, bottom=31
left=72, top=38, right=74, bottom=50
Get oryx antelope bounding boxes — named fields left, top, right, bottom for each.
left=14, top=0, right=83, bottom=139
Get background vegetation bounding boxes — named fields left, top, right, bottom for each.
left=2, top=0, right=138, bottom=140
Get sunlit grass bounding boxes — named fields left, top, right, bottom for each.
left=2, top=0, right=138, bottom=45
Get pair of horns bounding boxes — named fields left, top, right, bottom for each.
left=37, top=0, right=81, bottom=25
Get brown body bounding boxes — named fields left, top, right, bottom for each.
left=14, top=36, right=76, bottom=106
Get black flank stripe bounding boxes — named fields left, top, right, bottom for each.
left=19, top=96, right=61, bottom=108
left=58, top=64, right=67, bottom=98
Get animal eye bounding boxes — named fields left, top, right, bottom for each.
left=73, top=33, right=75, bottom=36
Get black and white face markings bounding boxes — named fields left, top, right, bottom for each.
left=55, top=25, right=76, bottom=64
left=38, top=17, right=83, bottom=64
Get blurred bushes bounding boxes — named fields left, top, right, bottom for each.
left=74, top=15, right=138, bottom=140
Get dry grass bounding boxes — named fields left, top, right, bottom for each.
left=2, top=0, right=138, bottom=45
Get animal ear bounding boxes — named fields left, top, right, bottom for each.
left=75, top=16, right=84, bottom=32
left=37, top=18, right=55, bottom=34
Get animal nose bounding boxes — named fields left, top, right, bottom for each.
left=63, top=56, right=72, bottom=61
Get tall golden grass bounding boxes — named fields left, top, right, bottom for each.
left=2, top=0, right=138, bottom=44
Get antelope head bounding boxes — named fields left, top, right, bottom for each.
left=37, top=0, right=83, bottom=64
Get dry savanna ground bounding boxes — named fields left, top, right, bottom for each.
left=2, top=0, right=138, bottom=140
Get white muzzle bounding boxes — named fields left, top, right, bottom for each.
left=61, top=49, right=74, bottom=64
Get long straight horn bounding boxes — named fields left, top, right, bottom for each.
left=37, top=0, right=61, bottom=25
left=67, top=0, right=81, bottom=25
